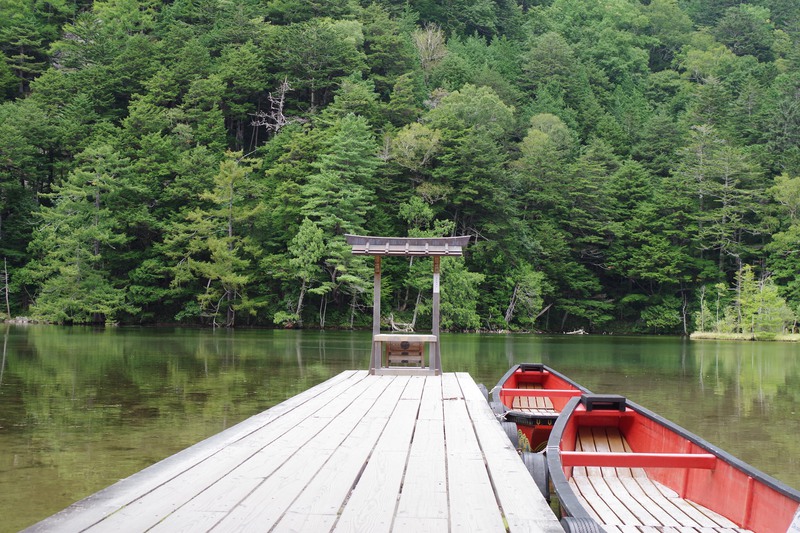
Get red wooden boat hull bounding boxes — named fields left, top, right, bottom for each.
left=492, top=364, right=589, bottom=452
left=547, top=393, right=800, bottom=533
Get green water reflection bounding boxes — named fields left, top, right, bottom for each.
left=1, top=327, right=798, bottom=531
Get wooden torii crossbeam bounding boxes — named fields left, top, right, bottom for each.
left=346, top=234, right=471, bottom=375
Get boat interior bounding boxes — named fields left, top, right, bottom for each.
left=499, top=366, right=584, bottom=417
left=508, top=382, right=557, bottom=417
left=569, top=426, right=752, bottom=532
left=498, top=366, right=587, bottom=451
left=550, top=395, right=800, bottom=533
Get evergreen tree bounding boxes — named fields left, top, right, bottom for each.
left=297, top=114, right=379, bottom=327
left=766, top=173, right=800, bottom=311
left=273, top=217, right=326, bottom=327
left=20, top=143, right=135, bottom=323
left=272, top=18, right=366, bottom=109
left=164, top=152, right=263, bottom=327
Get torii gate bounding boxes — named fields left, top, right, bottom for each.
left=346, top=234, right=471, bottom=376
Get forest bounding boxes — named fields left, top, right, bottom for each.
left=1, top=0, right=799, bottom=334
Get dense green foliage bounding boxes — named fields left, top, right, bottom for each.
left=1, top=0, right=799, bottom=333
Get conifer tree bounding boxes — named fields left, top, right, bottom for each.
left=165, top=152, right=263, bottom=327
left=21, top=143, right=135, bottom=324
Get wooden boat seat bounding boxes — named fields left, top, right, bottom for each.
left=602, top=526, right=752, bottom=532
left=568, top=427, right=754, bottom=533
left=509, top=383, right=557, bottom=417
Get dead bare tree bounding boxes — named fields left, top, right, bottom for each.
left=413, top=24, right=447, bottom=79
left=251, top=78, right=304, bottom=137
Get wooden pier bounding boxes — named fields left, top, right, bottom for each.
left=27, top=371, right=562, bottom=532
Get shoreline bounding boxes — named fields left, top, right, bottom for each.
left=690, top=332, right=800, bottom=342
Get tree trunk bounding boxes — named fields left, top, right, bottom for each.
left=349, top=293, right=357, bottom=329
left=94, top=189, right=101, bottom=256
left=226, top=290, right=234, bottom=327
left=534, top=303, right=553, bottom=322
left=401, top=257, right=414, bottom=312
left=681, top=290, right=689, bottom=336
left=236, top=120, right=244, bottom=151
left=735, top=259, right=743, bottom=333
left=295, top=280, right=307, bottom=321
left=410, top=291, right=422, bottom=329
left=4, top=258, right=11, bottom=318
left=504, top=282, right=519, bottom=325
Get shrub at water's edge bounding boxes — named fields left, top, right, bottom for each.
left=690, top=332, right=800, bottom=342
left=693, top=266, right=798, bottom=341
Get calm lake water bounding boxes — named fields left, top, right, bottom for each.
left=1, top=325, right=798, bottom=531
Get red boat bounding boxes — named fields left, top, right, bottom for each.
left=546, top=393, right=800, bottom=533
left=492, top=363, right=589, bottom=453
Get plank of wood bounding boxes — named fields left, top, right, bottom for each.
left=616, top=475, right=691, bottom=527
left=387, top=354, right=423, bottom=366
left=105, top=374, right=389, bottom=531
left=272, top=378, right=418, bottom=532
left=512, top=396, right=529, bottom=410
left=212, top=376, right=413, bottom=531
left=571, top=475, right=625, bottom=524
left=567, top=478, right=604, bottom=521
left=599, top=427, right=714, bottom=528
left=144, top=511, right=226, bottom=533
left=447, top=458, right=507, bottom=532
left=72, top=371, right=370, bottom=532
left=637, top=476, right=737, bottom=528
left=558, top=451, right=718, bottom=470
left=400, top=375, right=426, bottom=401
left=391, top=517, right=449, bottom=533
left=332, top=395, right=421, bottom=533
left=529, top=408, right=558, bottom=416
left=271, top=415, right=390, bottom=528
left=682, top=498, right=743, bottom=529
left=456, top=373, right=563, bottom=533
left=441, top=375, right=480, bottom=460
left=395, top=418, right=448, bottom=522
left=269, top=512, right=338, bottom=533
left=573, top=426, right=747, bottom=531
left=519, top=383, right=533, bottom=411
left=416, top=374, right=442, bottom=421
left=601, top=474, right=662, bottom=526
left=588, top=475, right=643, bottom=525
left=373, top=334, right=438, bottom=343
left=440, top=372, right=464, bottom=405
left=577, top=426, right=603, bottom=479
left=442, top=374, right=505, bottom=533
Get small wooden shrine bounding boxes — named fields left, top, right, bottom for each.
left=346, top=234, right=471, bottom=376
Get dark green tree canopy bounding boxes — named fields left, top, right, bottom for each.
left=1, top=0, right=799, bottom=335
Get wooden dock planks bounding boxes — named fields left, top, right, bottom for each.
left=26, top=372, right=562, bottom=533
